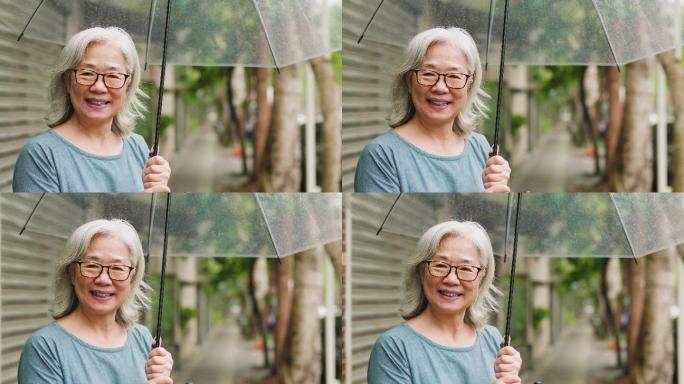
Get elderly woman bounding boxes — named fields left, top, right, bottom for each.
left=355, top=27, right=511, bottom=192
left=18, top=219, right=173, bottom=383
left=13, top=27, right=171, bottom=192
left=368, top=221, right=522, bottom=383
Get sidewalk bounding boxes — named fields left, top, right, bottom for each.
left=510, top=127, right=601, bottom=192
left=522, top=318, right=623, bottom=384
left=168, top=121, right=250, bottom=192
left=172, top=320, right=269, bottom=384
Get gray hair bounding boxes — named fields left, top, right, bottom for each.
left=47, top=27, right=147, bottom=137
left=53, top=219, right=151, bottom=328
left=400, top=221, right=500, bottom=330
left=388, top=27, right=489, bottom=136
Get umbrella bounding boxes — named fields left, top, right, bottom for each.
left=8, top=192, right=342, bottom=347
left=371, top=192, right=684, bottom=355
left=355, top=0, right=683, bottom=156
left=1, top=0, right=342, bottom=154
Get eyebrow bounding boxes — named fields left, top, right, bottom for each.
left=431, top=254, right=477, bottom=264
left=78, top=62, right=125, bottom=72
left=421, top=63, right=465, bottom=72
left=82, top=255, right=128, bottom=264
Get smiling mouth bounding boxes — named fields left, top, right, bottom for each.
left=85, top=98, right=110, bottom=107
left=91, top=291, right=115, bottom=299
left=438, top=289, right=463, bottom=298
left=427, top=100, right=451, bottom=107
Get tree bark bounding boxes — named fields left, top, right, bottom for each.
left=278, top=248, right=322, bottom=384
left=309, top=56, right=341, bottom=192
left=274, top=257, right=292, bottom=376
left=619, top=59, right=654, bottom=192
left=248, top=258, right=270, bottom=368
left=626, top=260, right=645, bottom=381
left=638, top=249, right=674, bottom=383
left=259, top=64, right=302, bottom=192
left=605, top=67, right=623, bottom=188
left=578, top=66, right=601, bottom=174
left=226, top=67, right=248, bottom=175
left=657, top=50, right=684, bottom=192
left=253, top=68, right=271, bottom=183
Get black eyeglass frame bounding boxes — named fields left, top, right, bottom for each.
left=75, top=261, right=135, bottom=281
left=70, top=68, right=131, bottom=89
left=423, top=260, right=484, bottom=282
left=412, top=69, right=472, bottom=90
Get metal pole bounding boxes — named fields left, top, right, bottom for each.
left=306, top=66, right=317, bottom=192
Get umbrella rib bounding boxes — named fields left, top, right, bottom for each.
left=251, top=0, right=281, bottom=74
left=356, top=0, right=385, bottom=44
left=19, top=192, right=45, bottom=235
left=255, top=194, right=281, bottom=262
left=492, top=0, right=511, bottom=156
left=504, top=192, right=522, bottom=347
left=590, top=0, right=621, bottom=72
left=376, top=192, right=402, bottom=236
left=151, top=0, right=172, bottom=157
left=144, top=0, right=158, bottom=71
left=154, top=193, right=171, bottom=349
left=17, top=0, right=46, bottom=42
left=484, top=0, right=497, bottom=72
left=609, top=193, right=638, bottom=263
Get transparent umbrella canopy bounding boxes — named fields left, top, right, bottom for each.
left=357, top=0, right=683, bottom=66
left=375, top=193, right=684, bottom=259
left=10, top=192, right=343, bottom=258
left=0, top=0, right=342, bottom=68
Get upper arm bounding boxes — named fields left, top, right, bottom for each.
left=18, top=336, right=63, bottom=384
left=367, top=335, right=412, bottom=384
left=354, top=143, right=400, bottom=192
left=13, top=143, right=60, bottom=192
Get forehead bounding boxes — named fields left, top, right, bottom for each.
left=83, top=233, right=132, bottom=263
left=419, top=42, right=469, bottom=72
left=431, top=235, right=481, bottom=264
left=78, top=42, right=127, bottom=71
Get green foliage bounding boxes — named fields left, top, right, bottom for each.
left=147, top=273, right=176, bottom=346
left=511, top=114, right=527, bottom=135
left=180, top=307, right=197, bottom=330
left=532, top=307, right=550, bottom=330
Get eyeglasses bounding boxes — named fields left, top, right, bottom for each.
left=76, top=261, right=135, bottom=281
left=424, top=260, right=483, bottom=282
left=71, top=69, right=130, bottom=89
left=413, top=69, right=471, bottom=89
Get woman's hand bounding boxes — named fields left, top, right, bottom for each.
left=483, top=155, right=511, bottom=192
left=143, top=155, right=171, bottom=192
left=492, top=345, right=522, bottom=383
left=145, top=346, right=174, bottom=383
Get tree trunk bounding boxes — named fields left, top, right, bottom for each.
left=253, top=68, right=271, bottom=183
left=279, top=248, right=323, bottom=384
left=248, top=258, right=270, bottom=368
left=638, top=249, right=675, bottom=383
left=226, top=67, right=248, bottom=175
left=309, top=56, right=341, bottom=192
left=619, top=59, right=654, bottom=192
left=626, top=260, right=645, bottom=381
left=657, top=50, right=684, bottom=192
left=274, top=257, right=292, bottom=376
left=600, top=259, right=622, bottom=368
left=259, top=64, right=302, bottom=192
left=605, top=67, right=622, bottom=188
left=578, top=66, right=601, bottom=174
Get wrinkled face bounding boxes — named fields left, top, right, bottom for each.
left=71, top=234, right=134, bottom=318
left=408, top=42, right=470, bottom=128
left=421, top=235, right=482, bottom=317
left=66, top=42, right=129, bottom=126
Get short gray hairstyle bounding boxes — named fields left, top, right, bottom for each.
left=53, top=219, right=151, bottom=328
left=47, top=27, right=147, bottom=137
left=400, top=221, right=500, bottom=330
left=388, top=27, right=489, bottom=136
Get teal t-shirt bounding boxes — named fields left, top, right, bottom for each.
left=12, top=129, right=148, bottom=192
left=367, top=323, right=502, bottom=384
left=354, top=130, right=490, bottom=192
left=18, top=322, right=152, bottom=384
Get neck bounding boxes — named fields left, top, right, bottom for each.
left=69, top=115, right=116, bottom=140
left=421, top=304, right=469, bottom=336
left=70, top=306, right=121, bottom=335
left=411, top=115, right=457, bottom=141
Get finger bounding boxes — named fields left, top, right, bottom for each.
left=498, top=346, right=521, bottom=358
left=484, top=184, right=511, bottom=193
left=146, top=155, right=170, bottom=166
left=483, top=173, right=509, bottom=184
left=144, top=184, right=171, bottom=193
left=143, top=172, right=170, bottom=183
left=486, top=155, right=509, bottom=166
left=144, top=164, right=171, bottom=175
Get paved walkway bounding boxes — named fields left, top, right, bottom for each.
left=168, top=122, right=250, bottom=192
left=172, top=321, right=269, bottom=384
left=522, top=318, right=623, bottom=384
left=510, top=127, right=601, bottom=192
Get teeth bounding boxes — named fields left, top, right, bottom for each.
left=92, top=292, right=113, bottom=298
left=439, top=290, right=460, bottom=297
left=429, top=100, right=448, bottom=106
left=87, top=99, right=107, bottom=106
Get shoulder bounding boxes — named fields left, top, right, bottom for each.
left=466, top=132, right=490, bottom=153
left=479, top=324, right=503, bottom=348
left=363, top=131, right=403, bottom=153
left=372, top=324, right=415, bottom=352
left=130, top=323, right=154, bottom=347
left=23, top=323, right=64, bottom=356
left=21, top=130, right=62, bottom=152
left=125, top=133, right=149, bottom=152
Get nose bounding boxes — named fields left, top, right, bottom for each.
left=89, top=74, right=108, bottom=92
left=94, top=267, right=113, bottom=284
left=431, top=74, right=449, bottom=92
left=442, top=267, right=461, bottom=284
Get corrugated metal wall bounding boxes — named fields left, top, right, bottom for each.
left=350, top=193, right=424, bottom=384
left=0, top=3, right=64, bottom=191
left=341, top=1, right=418, bottom=192
left=1, top=194, right=84, bottom=384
